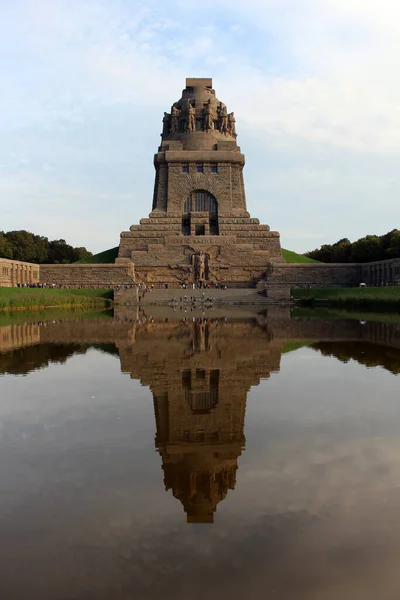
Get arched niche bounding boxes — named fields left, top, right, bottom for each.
left=184, top=190, right=218, bottom=213
left=182, top=190, right=219, bottom=235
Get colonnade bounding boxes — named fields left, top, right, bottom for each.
left=362, top=259, right=400, bottom=286
left=0, top=259, right=39, bottom=287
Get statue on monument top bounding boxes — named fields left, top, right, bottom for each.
left=162, top=112, right=171, bottom=137
left=227, top=112, right=236, bottom=137
left=187, top=103, right=196, bottom=132
left=170, top=105, right=180, bottom=134
left=218, top=103, right=228, bottom=134
left=204, top=100, right=213, bottom=131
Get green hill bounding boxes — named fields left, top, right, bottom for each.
left=282, top=249, right=318, bottom=263
left=77, top=246, right=317, bottom=265
left=76, top=246, right=119, bottom=264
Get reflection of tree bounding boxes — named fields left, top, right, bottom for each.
left=312, top=342, right=400, bottom=375
left=0, top=343, right=118, bottom=375
left=0, top=344, right=87, bottom=375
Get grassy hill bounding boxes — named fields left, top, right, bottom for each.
left=281, top=249, right=318, bottom=263
left=77, top=247, right=119, bottom=264
left=77, top=246, right=317, bottom=264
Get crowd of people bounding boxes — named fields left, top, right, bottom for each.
left=16, top=282, right=59, bottom=288
left=16, top=282, right=229, bottom=291
left=133, top=282, right=228, bottom=292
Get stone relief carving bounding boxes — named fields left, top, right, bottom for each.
left=192, top=250, right=209, bottom=281
left=163, top=101, right=236, bottom=137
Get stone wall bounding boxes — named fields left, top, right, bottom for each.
left=266, top=262, right=362, bottom=288
left=1, top=258, right=134, bottom=289
left=2, top=255, right=400, bottom=290
left=361, top=258, right=400, bottom=286
left=0, top=258, right=39, bottom=287
left=265, top=259, right=400, bottom=289
left=40, top=262, right=135, bottom=288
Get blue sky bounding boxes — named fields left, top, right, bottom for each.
left=1, top=0, right=399, bottom=253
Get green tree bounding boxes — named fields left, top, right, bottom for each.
left=305, top=244, right=333, bottom=262
left=5, top=230, right=48, bottom=263
left=305, top=230, right=400, bottom=263
left=350, top=235, right=383, bottom=263
left=73, top=247, right=93, bottom=262
left=0, top=232, right=13, bottom=259
left=47, top=239, right=75, bottom=264
left=1, top=230, right=93, bottom=264
left=46, top=240, right=93, bottom=263
left=331, top=238, right=352, bottom=263
left=381, top=229, right=400, bottom=259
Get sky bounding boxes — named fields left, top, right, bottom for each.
left=1, top=0, right=399, bottom=254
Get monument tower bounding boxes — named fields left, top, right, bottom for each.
left=117, top=78, right=283, bottom=286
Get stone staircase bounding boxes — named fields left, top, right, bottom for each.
left=125, top=287, right=272, bottom=305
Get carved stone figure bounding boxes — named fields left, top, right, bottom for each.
left=218, top=103, right=228, bottom=134
left=192, top=250, right=206, bottom=281
left=187, top=103, right=195, bottom=132
left=170, top=106, right=180, bottom=134
left=204, top=101, right=213, bottom=131
left=228, top=112, right=236, bottom=136
left=162, top=112, right=171, bottom=137
left=198, top=251, right=206, bottom=280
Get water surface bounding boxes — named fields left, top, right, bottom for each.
left=1, top=308, right=400, bottom=599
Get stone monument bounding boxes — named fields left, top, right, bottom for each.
left=118, top=78, right=283, bottom=286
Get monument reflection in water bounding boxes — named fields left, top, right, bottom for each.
left=0, top=312, right=281, bottom=523
left=118, top=316, right=281, bottom=523
left=2, top=308, right=400, bottom=528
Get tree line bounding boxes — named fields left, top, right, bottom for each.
left=0, top=230, right=92, bottom=264
left=305, top=229, right=400, bottom=263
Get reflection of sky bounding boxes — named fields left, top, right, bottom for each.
left=1, top=347, right=400, bottom=598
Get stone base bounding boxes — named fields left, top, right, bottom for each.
left=118, top=212, right=284, bottom=287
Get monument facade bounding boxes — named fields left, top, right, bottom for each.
left=117, top=78, right=284, bottom=287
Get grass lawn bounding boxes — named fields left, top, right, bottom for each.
left=293, top=286, right=400, bottom=311
left=0, top=288, right=113, bottom=311
left=282, top=249, right=318, bottom=263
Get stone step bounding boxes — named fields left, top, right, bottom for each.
left=218, top=224, right=270, bottom=231
left=132, top=288, right=271, bottom=305
left=219, top=218, right=260, bottom=224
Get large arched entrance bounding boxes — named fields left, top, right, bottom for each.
left=182, top=190, right=219, bottom=235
